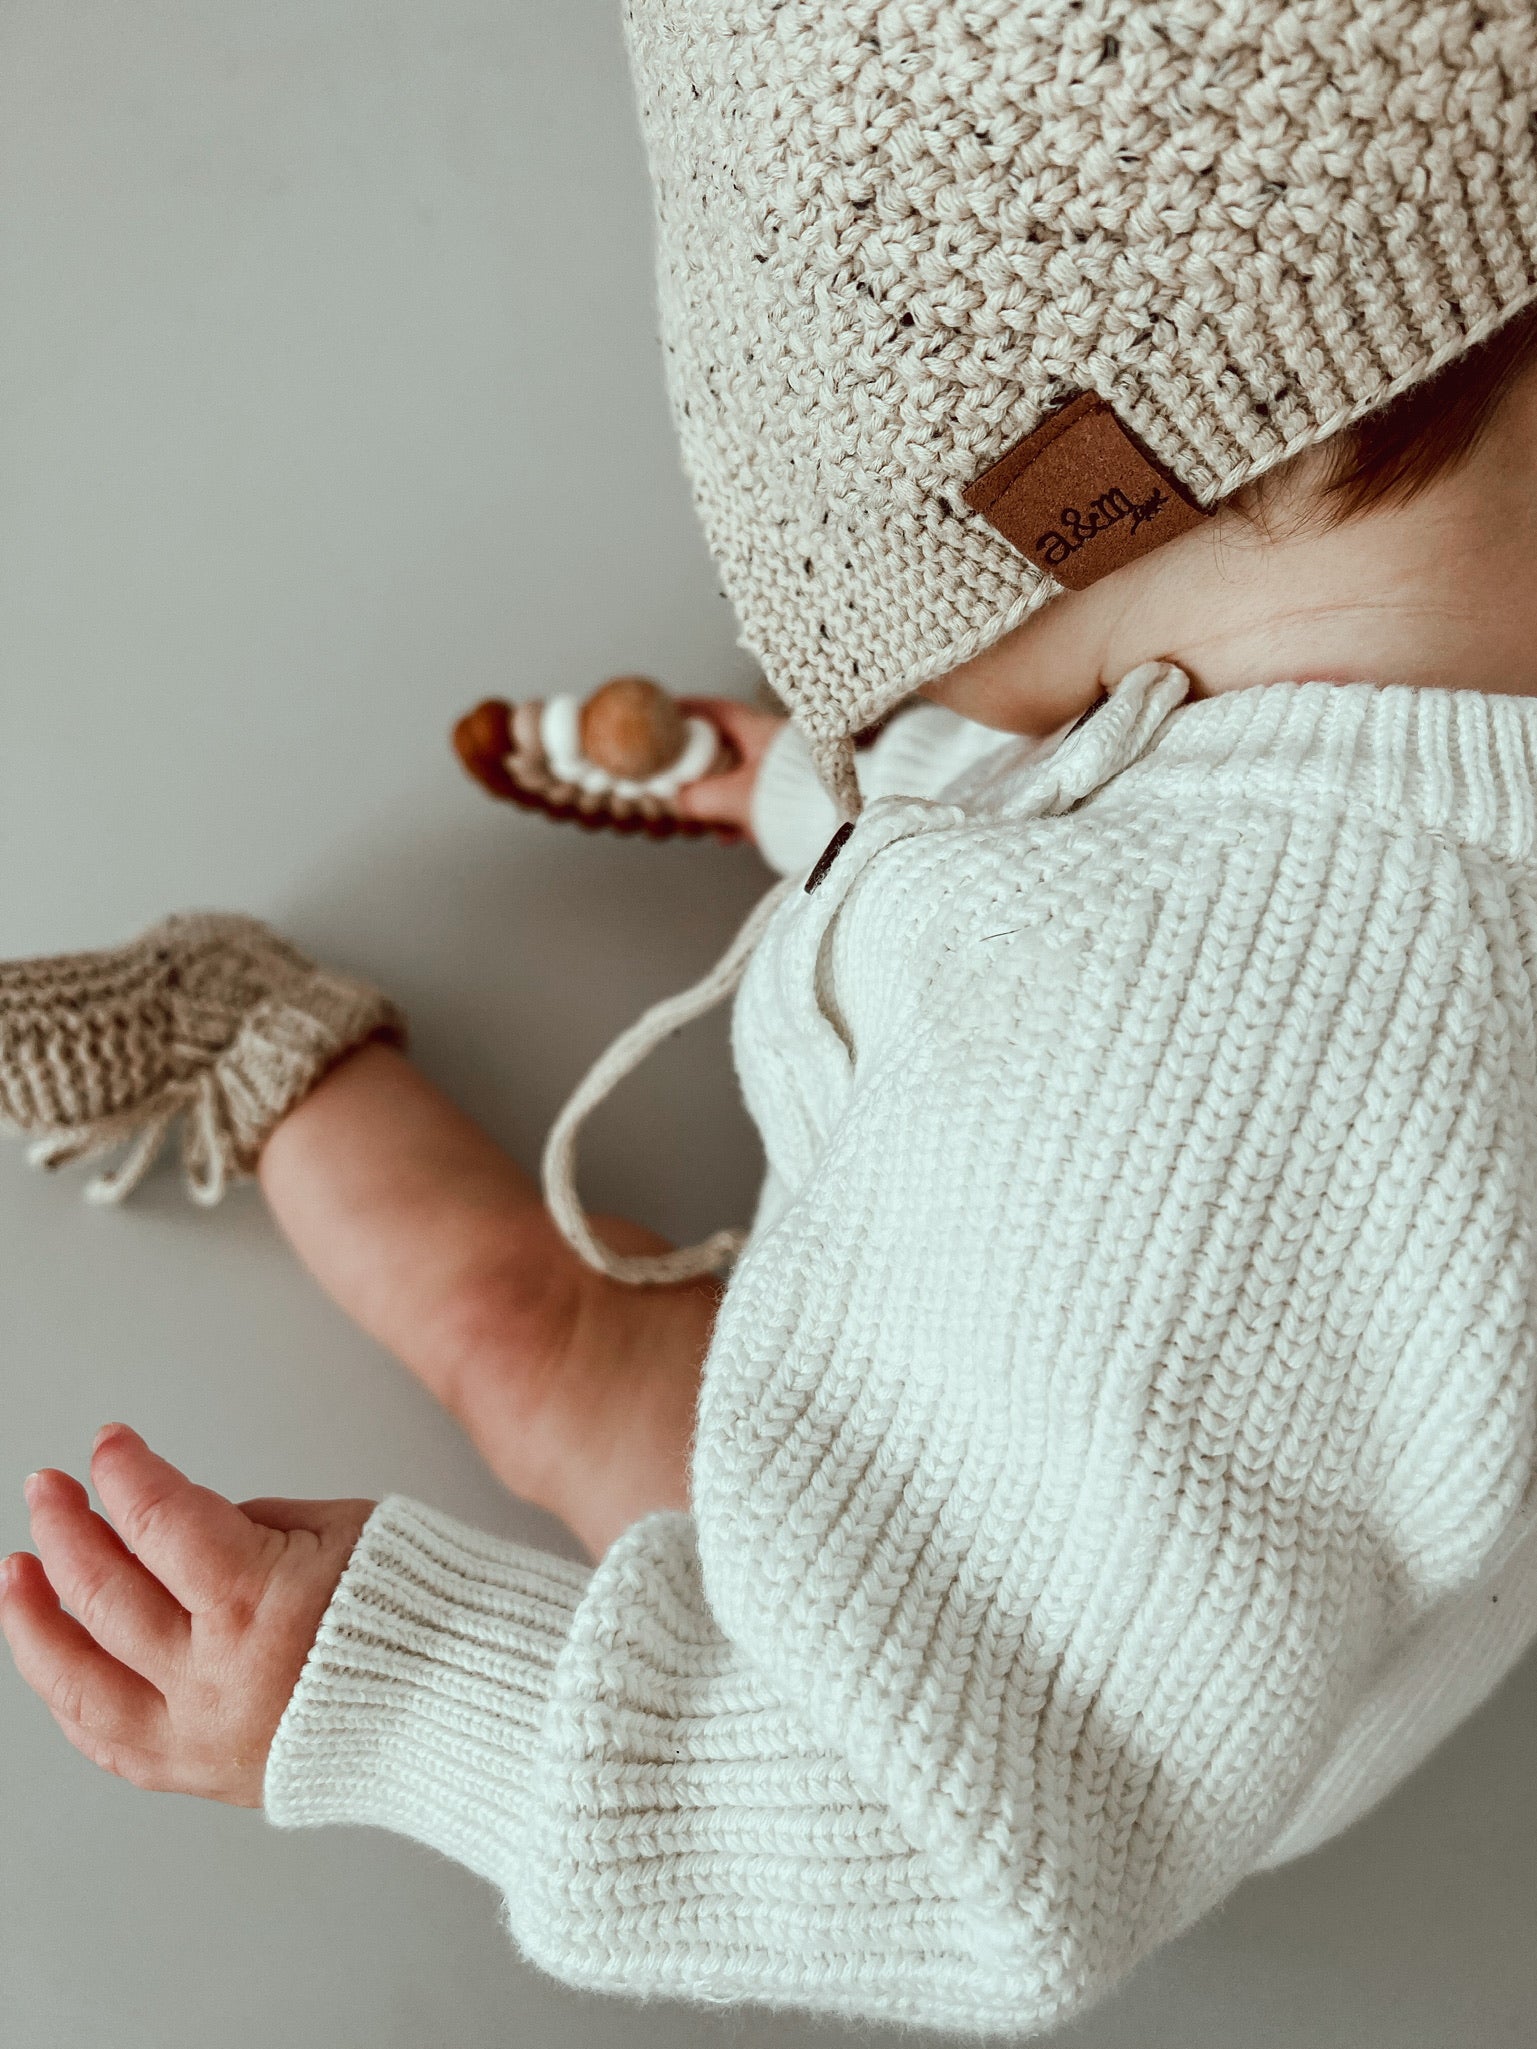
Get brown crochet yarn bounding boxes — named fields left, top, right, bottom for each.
left=0, top=912, right=405, bottom=1204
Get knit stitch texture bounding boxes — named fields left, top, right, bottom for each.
left=0, top=913, right=405, bottom=1204
left=268, top=667, right=1537, bottom=2032
left=623, top=1, right=1537, bottom=801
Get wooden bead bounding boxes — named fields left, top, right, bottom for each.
left=579, top=676, right=688, bottom=779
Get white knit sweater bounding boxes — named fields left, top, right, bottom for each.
left=266, top=664, right=1537, bottom=2035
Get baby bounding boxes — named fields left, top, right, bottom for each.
left=6, top=5, right=1537, bottom=2035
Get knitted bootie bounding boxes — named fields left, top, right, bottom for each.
left=0, top=913, right=406, bottom=1205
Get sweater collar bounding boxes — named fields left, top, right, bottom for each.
left=1134, top=678, right=1537, bottom=864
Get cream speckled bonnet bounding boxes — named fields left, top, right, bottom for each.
left=624, top=0, right=1537, bottom=811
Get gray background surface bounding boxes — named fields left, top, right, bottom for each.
left=2, top=5, right=1533, bottom=2044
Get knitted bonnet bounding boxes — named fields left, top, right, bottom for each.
left=625, top=0, right=1537, bottom=811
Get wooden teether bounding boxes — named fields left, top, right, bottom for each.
left=578, top=675, right=689, bottom=780
left=451, top=675, right=741, bottom=842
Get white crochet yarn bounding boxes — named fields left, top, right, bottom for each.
left=622, top=0, right=1537, bottom=804
left=268, top=666, right=1537, bottom=2032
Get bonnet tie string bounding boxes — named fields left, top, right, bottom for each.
left=542, top=875, right=797, bottom=1285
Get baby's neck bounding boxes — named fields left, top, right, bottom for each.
left=925, top=386, right=1537, bottom=735
left=1131, top=487, right=1537, bottom=712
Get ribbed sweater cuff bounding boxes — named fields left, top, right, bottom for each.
left=856, top=700, right=996, bottom=798
left=750, top=703, right=1025, bottom=877
left=750, top=720, right=841, bottom=877
left=263, top=1497, right=590, bottom=1885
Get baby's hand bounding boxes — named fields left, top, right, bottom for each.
left=672, top=695, right=786, bottom=840
left=0, top=1424, right=373, bottom=1808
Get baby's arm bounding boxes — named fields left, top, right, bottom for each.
left=257, top=1042, right=719, bottom=1561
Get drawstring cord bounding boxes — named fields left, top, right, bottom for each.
left=542, top=875, right=797, bottom=1285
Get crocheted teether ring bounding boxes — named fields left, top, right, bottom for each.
left=0, top=911, right=405, bottom=1205
left=452, top=675, right=742, bottom=841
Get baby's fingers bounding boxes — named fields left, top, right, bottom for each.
left=25, top=1468, right=189, bottom=1684
left=0, top=1552, right=171, bottom=1787
left=90, top=1424, right=277, bottom=1617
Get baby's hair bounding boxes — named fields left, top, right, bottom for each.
left=1323, top=299, right=1537, bottom=519
left=1242, top=299, right=1537, bottom=532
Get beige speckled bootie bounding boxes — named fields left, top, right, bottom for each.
left=0, top=912, right=405, bottom=1205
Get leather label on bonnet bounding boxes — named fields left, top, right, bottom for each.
left=963, top=392, right=1211, bottom=591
